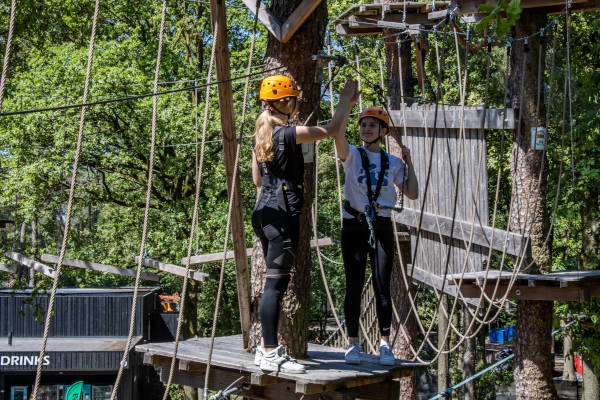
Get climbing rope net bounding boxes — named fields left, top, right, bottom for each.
left=0, top=0, right=582, bottom=396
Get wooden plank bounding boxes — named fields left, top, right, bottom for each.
left=209, top=0, right=252, bottom=349
left=0, top=263, right=22, bottom=275
left=388, top=108, right=515, bottom=130
left=459, top=283, right=600, bottom=302
left=41, top=254, right=159, bottom=282
left=136, top=257, right=208, bottom=282
left=182, top=237, right=333, bottom=265
left=452, top=0, right=591, bottom=14
left=447, top=269, right=600, bottom=283
left=5, top=252, right=56, bottom=279
left=240, top=0, right=281, bottom=39
left=395, top=208, right=530, bottom=258
left=409, top=265, right=479, bottom=307
left=136, top=335, right=423, bottom=388
left=547, top=0, right=600, bottom=13
left=280, top=0, right=323, bottom=43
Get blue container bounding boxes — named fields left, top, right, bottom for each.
left=489, top=328, right=506, bottom=343
left=489, top=329, right=497, bottom=343
left=504, top=325, right=515, bottom=342
left=496, top=329, right=505, bottom=343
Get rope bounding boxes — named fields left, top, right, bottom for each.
left=110, top=2, right=167, bottom=398
left=161, top=5, right=220, bottom=397
left=31, top=1, right=101, bottom=398
left=0, top=0, right=16, bottom=110
left=202, top=1, right=259, bottom=397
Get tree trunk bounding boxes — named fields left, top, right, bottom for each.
left=382, top=18, right=417, bottom=399
left=249, top=0, right=327, bottom=359
left=509, top=10, right=556, bottom=400
left=437, top=295, right=449, bottom=394
left=583, top=355, right=599, bottom=400
left=462, top=307, right=476, bottom=400
left=390, top=227, right=417, bottom=399
left=581, top=183, right=599, bottom=399
left=30, top=220, right=36, bottom=287
left=562, top=320, right=576, bottom=381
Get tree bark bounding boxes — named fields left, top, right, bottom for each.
left=382, top=17, right=417, bottom=397
left=583, top=355, right=599, bottom=400
left=581, top=183, right=599, bottom=399
left=462, top=307, right=476, bottom=400
left=249, top=0, right=327, bottom=358
left=30, top=220, right=36, bottom=287
left=509, top=9, right=556, bottom=400
left=561, top=320, right=576, bottom=381
left=390, top=228, right=417, bottom=399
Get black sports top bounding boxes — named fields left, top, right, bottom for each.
left=256, top=125, right=304, bottom=213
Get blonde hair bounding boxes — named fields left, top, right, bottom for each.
left=253, top=97, right=296, bottom=162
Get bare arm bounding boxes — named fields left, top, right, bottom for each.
left=400, top=146, right=418, bottom=200
left=252, top=151, right=262, bottom=187
left=295, top=79, right=359, bottom=144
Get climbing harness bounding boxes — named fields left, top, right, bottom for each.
left=347, top=147, right=389, bottom=249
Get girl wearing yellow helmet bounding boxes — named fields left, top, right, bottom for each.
left=334, top=106, right=418, bottom=366
left=251, top=75, right=359, bottom=373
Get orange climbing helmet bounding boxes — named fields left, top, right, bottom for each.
left=359, top=107, right=390, bottom=130
left=259, top=75, right=299, bottom=101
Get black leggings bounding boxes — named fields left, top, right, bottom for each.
left=252, top=199, right=300, bottom=348
left=341, top=217, right=394, bottom=338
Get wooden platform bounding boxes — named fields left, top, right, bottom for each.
left=136, top=335, right=424, bottom=399
left=448, top=270, right=600, bottom=301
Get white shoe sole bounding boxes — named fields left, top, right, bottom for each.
left=260, top=363, right=306, bottom=374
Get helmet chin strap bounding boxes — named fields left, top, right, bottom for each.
left=363, top=124, right=383, bottom=145
left=268, top=100, right=293, bottom=120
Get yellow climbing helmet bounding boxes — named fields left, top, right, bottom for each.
left=359, top=107, right=390, bottom=130
left=259, top=75, right=299, bottom=101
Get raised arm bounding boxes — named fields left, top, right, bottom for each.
left=295, top=79, right=359, bottom=144
left=400, top=146, right=418, bottom=200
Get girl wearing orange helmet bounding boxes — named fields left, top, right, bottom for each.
left=334, top=106, right=418, bottom=366
left=251, top=75, right=359, bottom=373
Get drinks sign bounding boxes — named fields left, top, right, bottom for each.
left=0, top=355, right=50, bottom=366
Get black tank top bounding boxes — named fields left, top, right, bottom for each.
left=257, top=126, right=304, bottom=213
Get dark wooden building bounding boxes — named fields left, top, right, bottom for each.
left=0, top=287, right=175, bottom=400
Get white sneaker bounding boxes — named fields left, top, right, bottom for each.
left=345, top=343, right=361, bottom=365
left=379, top=344, right=395, bottom=366
left=254, top=346, right=264, bottom=366
left=259, top=345, right=306, bottom=374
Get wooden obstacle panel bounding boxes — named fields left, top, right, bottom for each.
left=136, top=335, right=424, bottom=399
left=447, top=269, right=600, bottom=302
left=386, top=105, right=526, bottom=295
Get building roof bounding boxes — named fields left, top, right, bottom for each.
left=0, top=336, right=143, bottom=352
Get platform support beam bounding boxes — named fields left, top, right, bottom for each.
left=208, top=0, right=252, bottom=349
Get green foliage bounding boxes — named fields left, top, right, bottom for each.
left=475, top=0, right=523, bottom=39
